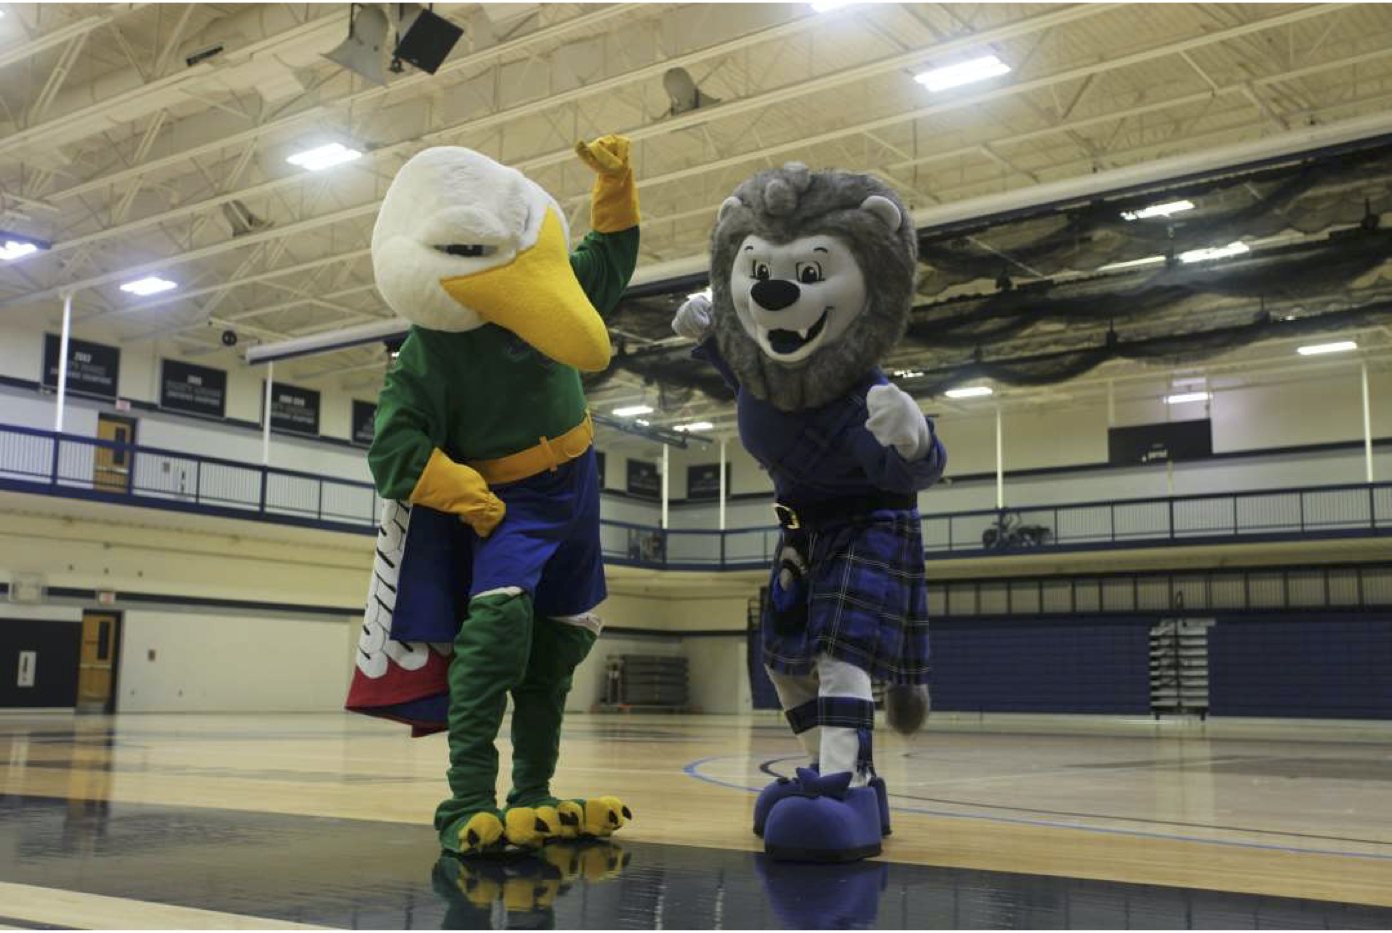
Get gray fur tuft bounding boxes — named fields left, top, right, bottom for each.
left=708, top=164, right=918, bottom=411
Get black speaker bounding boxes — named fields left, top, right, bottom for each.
left=394, top=8, right=462, bottom=75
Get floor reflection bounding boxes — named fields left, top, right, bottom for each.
left=0, top=793, right=1390, bottom=929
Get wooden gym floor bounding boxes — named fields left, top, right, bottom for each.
left=1, top=711, right=1390, bottom=929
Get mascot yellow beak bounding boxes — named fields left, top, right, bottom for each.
left=439, top=209, right=612, bottom=372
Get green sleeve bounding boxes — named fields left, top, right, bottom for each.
left=368, top=330, right=450, bottom=500
left=569, top=226, right=639, bottom=319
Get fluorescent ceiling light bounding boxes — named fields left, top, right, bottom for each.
left=0, top=240, right=38, bottom=261
left=1122, top=200, right=1194, bottom=221
left=1165, top=391, right=1211, bottom=405
left=286, top=142, right=363, bottom=171
left=674, top=421, right=713, bottom=432
left=635, top=418, right=651, bottom=426
left=915, top=55, right=1012, bottom=93
left=894, top=369, right=924, bottom=379
left=1098, top=255, right=1166, bottom=273
left=1180, top=242, right=1248, bottom=263
left=1297, top=340, right=1357, bottom=356
left=945, top=385, right=993, bottom=399
left=120, top=275, right=177, bottom=296
left=613, top=405, right=654, bottom=417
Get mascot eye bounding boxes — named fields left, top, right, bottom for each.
left=752, top=261, right=771, bottom=281
left=436, top=244, right=494, bottom=258
left=796, top=262, right=824, bottom=284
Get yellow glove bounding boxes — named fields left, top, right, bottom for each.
left=409, top=448, right=506, bottom=537
left=575, top=134, right=639, bottom=233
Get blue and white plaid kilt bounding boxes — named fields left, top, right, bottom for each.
left=763, top=509, right=931, bottom=685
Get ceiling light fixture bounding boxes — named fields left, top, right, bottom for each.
left=894, top=369, right=925, bottom=379
left=120, top=276, right=177, bottom=296
left=1121, top=199, right=1195, bottom=221
left=0, top=240, right=39, bottom=261
left=945, top=385, right=993, bottom=399
left=1165, top=391, right=1211, bottom=405
left=613, top=405, right=655, bottom=417
left=1297, top=340, right=1358, bottom=356
left=674, top=421, right=714, bottom=432
left=287, top=142, right=363, bottom=171
left=1180, top=242, right=1248, bottom=263
left=915, top=55, right=1012, bottom=93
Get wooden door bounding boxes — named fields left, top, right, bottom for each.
left=77, top=612, right=119, bottom=713
left=94, top=414, right=137, bottom=493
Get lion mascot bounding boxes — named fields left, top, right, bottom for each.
left=674, top=162, right=945, bottom=861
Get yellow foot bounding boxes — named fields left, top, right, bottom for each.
left=582, top=796, right=632, bottom=837
left=503, top=806, right=554, bottom=848
left=449, top=811, right=504, bottom=856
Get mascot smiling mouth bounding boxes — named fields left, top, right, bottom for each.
left=763, top=308, right=828, bottom=356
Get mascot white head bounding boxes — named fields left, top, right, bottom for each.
left=708, top=162, right=918, bottom=411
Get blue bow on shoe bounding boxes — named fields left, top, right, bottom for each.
left=794, top=767, right=853, bottom=800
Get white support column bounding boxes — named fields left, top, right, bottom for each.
left=1362, top=361, right=1374, bottom=483
left=718, top=438, right=727, bottom=531
left=262, top=361, right=274, bottom=466
left=995, top=404, right=1004, bottom=510
left=54, top=292, right=73, bottom=432
left=661, top=444, right=670, bottom=530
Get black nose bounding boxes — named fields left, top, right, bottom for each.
left=750, top=279, right=801, bottom=311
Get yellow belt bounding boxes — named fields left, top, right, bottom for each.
left=468, top=413, right=594, bottom=486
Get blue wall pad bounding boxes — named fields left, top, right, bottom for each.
left=1209, top=615, right=1392, bottom=719
left=930, top=617, right=1153, bottom=715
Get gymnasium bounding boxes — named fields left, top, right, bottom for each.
left=1, top=2, right=1391, bottom=928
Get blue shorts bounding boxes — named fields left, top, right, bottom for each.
left=390, top=448, right=605, bottom=644
left=469, top=447, right=606, bottom=619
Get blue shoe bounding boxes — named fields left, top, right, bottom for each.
left=753, top=774, right=805, bottom=838
left=762, top=769, right=882, bottom=862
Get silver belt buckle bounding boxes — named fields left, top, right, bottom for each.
left=773, top=503, right=800, bottom=530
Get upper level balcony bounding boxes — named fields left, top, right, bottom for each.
left=1, top=422, right=1388, bottom=572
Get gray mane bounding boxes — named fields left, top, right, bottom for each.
left=708, top=163, right=918, bottom=412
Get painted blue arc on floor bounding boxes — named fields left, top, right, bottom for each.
left=681, top=754, right=1392, bottom=862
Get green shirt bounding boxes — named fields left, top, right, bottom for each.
left=369, top=226, right=638, bottom=500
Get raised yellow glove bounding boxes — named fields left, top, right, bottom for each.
left=409, top=448, right=506, bottom=538
left=575, top=134, right=639, bottom=233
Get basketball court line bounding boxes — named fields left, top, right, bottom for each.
left=682, top=754, right=1392, bottom=862
left=0, top=883, right=326, bottom=931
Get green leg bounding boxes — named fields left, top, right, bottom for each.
left=434, top=589, right=535, bottom=843
left=506, top=617, right=596, bottom=808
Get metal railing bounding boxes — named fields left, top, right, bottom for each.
left=2, top=422, right=1388, bottom=569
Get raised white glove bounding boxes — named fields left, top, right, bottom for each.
left=865, top=383, right=930, bottom=461
left=672, top=293, right=714, bottom=341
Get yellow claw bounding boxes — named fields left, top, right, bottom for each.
left=555, top=800, right=584, bottom=839
left=504, top=806, right=553, bottom=848
left=578, top=841, right=630, bottom=880
left=456, top=811, right=505, bottom=855
left=582, top=796, right=632, bottom=837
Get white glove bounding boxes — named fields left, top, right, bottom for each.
left=672, top=293, right=714, bottom=341
left=865, top=383, right=930, bottom=461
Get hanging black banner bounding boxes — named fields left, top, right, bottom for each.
left=1108, top=419, right=1213, bottom=465
left=687, top=463, right=731, bottom=500
left=351, top=399, right=377, bottom=447
left=42, top=334, right=120, bottom=400
left=626, top=459, right=660, bottom=499
left=265, top=382, right=320, bottom=435
left=159, top=359, right=227, bottom=418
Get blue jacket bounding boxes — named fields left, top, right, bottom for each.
left=694, top=340, right=946, bottom=506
